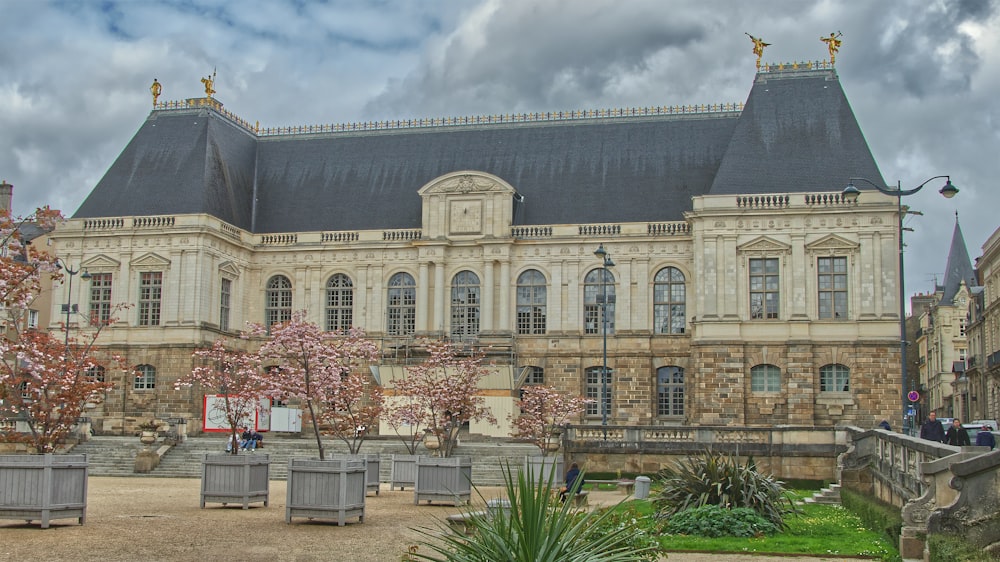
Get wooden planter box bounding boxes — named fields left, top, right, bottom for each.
left=414, top=456, right=472, bottom=506
left=525, top=455, right=564, bottom=488
left=286, top=457, right=366, bottom=526
left=330, top=454, right=380, bottom=496
left=0, top=453, right=88, bottom=528
left=200, top=453, right=270, bottom=509
left=390, top=454, right=420, bottom=490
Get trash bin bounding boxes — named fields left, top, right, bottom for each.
left=486, top=498, right=511, bottom=519
left=634, top=476, right=651, bottom=500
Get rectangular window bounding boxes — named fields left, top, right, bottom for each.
left=818, top=257, right=848, bottom=319
left=89, top=273, right=113, bottom=325
left=220, top=278, right=231, bottom=332
left=585, top=367, right=612, bottom=417
left=750, top=365, right=781, bottom=392
left=749, top=258, right=779, bottom=319
left=27, top=309, right=39, bottom=329
left=138, top=272, right=162, bottom=326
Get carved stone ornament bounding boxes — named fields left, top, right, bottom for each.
left=434, top=174, right=499, bottom=194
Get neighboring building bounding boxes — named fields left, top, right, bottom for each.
left=0, top=181, right=57, bottom=336
left=966, top=226, right=1000, bottom=424
left=46, top=62, right=908, bottom=436
left=914, top=219, right=978, bottom=419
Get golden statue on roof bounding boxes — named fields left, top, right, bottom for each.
left=745, top=33, right=770, bottom=70
left=821, top=31, right=843, bottom=64
left=201, top=69, right=216, bottom=98
left=149, top=78, right=162, bottom=107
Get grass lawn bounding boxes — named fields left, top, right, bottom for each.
left=617, top=497, right=900, bottom=561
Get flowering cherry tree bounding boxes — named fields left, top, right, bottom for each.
left=315, top=371, right=383, bottom=455
left=174, top=338, right=265, bottom=455
left=0, top=205, right=124, bottom=453
left=253, top=311, right=379, bottom=460
left=510, top=384, right=591, bottom=456
left=386, top=339, right=497, bottom=458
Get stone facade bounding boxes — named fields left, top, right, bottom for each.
left=967, top=225, right=1000, bottom=424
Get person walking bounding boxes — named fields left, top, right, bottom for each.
left=920, top=412, right=945, bottom=443
left=944, top=418, right=971, bottom=447
left=975, top=425, right=996, bottom=449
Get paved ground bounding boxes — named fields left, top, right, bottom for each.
left=0, top=477, right=859, bottom=562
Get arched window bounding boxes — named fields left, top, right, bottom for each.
left=265, top=275, right=292, bottom=331
left=516, top=269, right=547, bottom=335
left=654, top=267, right=686, bottom=334
left=450, top=270, right=480, bottom=339
left=386, top=272, right=416, bottom=336
left=585, top=366, right=613, bottom=417
left=584, top=268, right=615, bottom=335
left=750, top=364, right=781, bottom=392
left=134, top=364, right=156, bottom=390
left=820, top=364, right=850, bottom=392
left=657, top=366, right=685, bottom=417
left=325, top=273, right=354, bottom=332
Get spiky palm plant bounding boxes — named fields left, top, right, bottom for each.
left=652, top=448, right=799, bottom=529
left=409, top=463, right=660, bottom=562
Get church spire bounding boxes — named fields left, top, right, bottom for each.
left=939, top=213, right=977, bottom=305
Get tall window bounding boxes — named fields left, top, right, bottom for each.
left=89, top=272, right=113, bottom=325
left=219, top=278, right=232, bottom=332
left=585, top=366, right=613, bottom=417
left=85, top=365, right=106, bottom=383
left=521, top=366, right=544, bottom=385
left=450, top=270, right=480, bottom=339
left=325, top=273, right=354, bottom=332
left=134, top=364, right=156, bottom=390
left=820, top=364, right=850, bottom=392
left=27, top=309, right=39, bottom=329
left=750, top=364, right=781, bottom=392
left=749, top=258, right=779, bottom=319
left=584, top=268, right=615, bottom=335
left=654, top=267, right=686, bottom=334
left=386, top=272, right=416, bottom=336
left=138, top=272, right=162, bottom=326
left=818, top=256, right=847, bottom=319
left=265, top=275, right=292, bottom=331
left=657, top=366, right=685, bottom=416
left=516, top=269, right=547, bottom=335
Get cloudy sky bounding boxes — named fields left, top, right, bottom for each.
left=1, top=0, right=997, bottom=301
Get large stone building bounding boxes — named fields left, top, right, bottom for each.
left=966, top=225, right=1000, bottom=424
left=45, top=62, right=907, bottom=436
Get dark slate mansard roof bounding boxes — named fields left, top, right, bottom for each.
left=74, top=66, right=885, bottom=234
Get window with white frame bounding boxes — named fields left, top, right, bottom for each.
left=265, top=275, right=292, bottom=331
left=584, top=268, right=615, bottom=335
left=138, top=272, right=162, bottom=326
left=820, top=363, right=850, bottom=392
left=818, top=256, right=848, bottom=319
left=134, top=364, right=156, bottom=390
left=450, top=270, right=480, bottom=339
left=386, top=272, right=416, bottom=336
left=749, top=258, right=779, bottom=319
left=656, top=366, right=685, bottom=416
left=654, top=267, right=686, bottom=334
left=325, top=273, right=353, bottom=332
left=219, top=278, right=232, bottom=332
left=27, top=309, right=39, bottom=329
left=585, top=366, right=613, bottom=417
left=89, top=272, right=113, bottom=325
left=516, top=269, right=547, bottom=335
left=750, top=364, right=781, bottom=392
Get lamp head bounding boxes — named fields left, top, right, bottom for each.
left=939, top=178, right=958, bottom=199
left=842, top=182, right=861, bottom=203
left=81, top=269, right=92, bottom=280
left=594, top=244, right=607, bottom=259
left=605, top=257, right=615, bottom=268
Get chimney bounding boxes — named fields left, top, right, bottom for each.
left=0, top=180, right=11, bottom=214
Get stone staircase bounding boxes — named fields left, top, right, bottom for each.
left=801, top=483, right=841, bottom=505
left=74, top=435, right=541, bottom=485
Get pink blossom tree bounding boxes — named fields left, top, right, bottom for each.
left=315, top=371, right=383, bottom=455
left=386, top=339, right=497, bottom=458
left=0, top=205, right=125, bottom=453
left=174, top=338, right=265, bottom=455
left=253, top=311, right=379, bottom=460
left=510, top=384, right=591, bottom=456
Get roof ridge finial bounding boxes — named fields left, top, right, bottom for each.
left=746, top=32, right=771, bottom=70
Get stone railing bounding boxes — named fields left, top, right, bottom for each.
left=840, top=426, right=999, bottom=558
left=564, top=424, right=842, bottom=456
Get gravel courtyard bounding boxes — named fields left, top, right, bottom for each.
left=0, top=476, right=851, bottom=562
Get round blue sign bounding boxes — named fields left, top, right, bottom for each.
left=907, top=391, right=920, bottom=402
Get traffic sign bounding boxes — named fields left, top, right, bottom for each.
left=907, top=390, right=920, bottom=402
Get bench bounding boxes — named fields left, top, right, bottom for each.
left=446, top=510, right=486, bottom=535
left=571, top=491, right=589, bottom=507
left=616, top=480, right=635, bottom=495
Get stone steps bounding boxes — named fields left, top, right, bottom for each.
left=801, top=483, right=841, bottom=505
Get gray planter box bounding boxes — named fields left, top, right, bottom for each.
left=0, top=453, right=88, bottom=528
left=390, top=454, right=420, bottom=490
left=330, top=454, right=380, bottom=496
left=286, top=457, right=366, bottom=526
left=525, top=455, right=564, bottom=488
left=414, top=456, right=472, bottom=506
left=199, top=453, right=270, bottom=509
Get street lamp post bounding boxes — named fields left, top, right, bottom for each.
left=56, top=260, right=91, bottom=348
left=593, top=244, right=615, bottom=438
left=842, top=176, right=958, bottom=435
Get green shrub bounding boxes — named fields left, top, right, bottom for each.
left=662, top=504, right=779, bottom=538
left=840, top=488, right=903, bottom=547
left=928, top=534, right=1000, bottom=562
left=583, top=503, right=662, bottom=556
left=651, top=449, right=799, bottom=529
